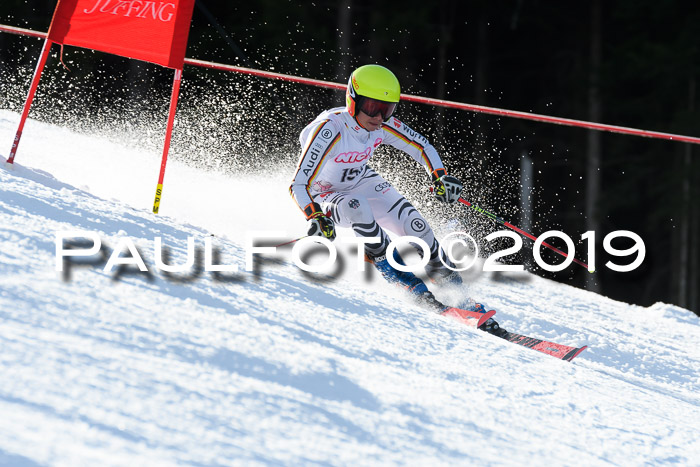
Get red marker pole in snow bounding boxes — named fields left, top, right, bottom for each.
left=6, top=38, right=53, bottom=166
left=152, top=68, right=183, bottom=214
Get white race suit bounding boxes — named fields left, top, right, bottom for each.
left=289, top=107, right=454, bottom=278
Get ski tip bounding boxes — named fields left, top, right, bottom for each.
left=478, top=309, right=496, bottom=328
left=440, top=307, right=496, bottom=328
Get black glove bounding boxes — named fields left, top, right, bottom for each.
left=306, top=203, right=336, bottom=241
left=433, top=174, right=463, bottom=204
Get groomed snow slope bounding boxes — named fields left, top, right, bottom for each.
left=1, top=111, right=699, bottom=466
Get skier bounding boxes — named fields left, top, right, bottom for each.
left=289, top=64, right=503, bottom=335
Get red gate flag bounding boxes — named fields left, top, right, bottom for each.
left=47, top=0, right=195, bottom=68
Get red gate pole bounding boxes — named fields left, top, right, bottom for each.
left=152, top=68, right=183, bottom=214
left=6, top=39, right=53, bottom=166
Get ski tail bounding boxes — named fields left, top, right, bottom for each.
left=502, top=332, right=588, bottom=361
left=562, top=345, right=588, bottom=362
left=441, top=307, right=496, bottom=328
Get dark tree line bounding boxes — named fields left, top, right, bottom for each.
left=1, top=0, right=699, bottom=314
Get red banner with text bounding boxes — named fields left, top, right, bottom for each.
left=47, top=0, right=195, bottom=68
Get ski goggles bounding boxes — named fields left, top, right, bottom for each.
left=359, top=97, right=398, bottom=121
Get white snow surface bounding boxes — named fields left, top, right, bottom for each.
left=0, top=110, right=699, bottom=466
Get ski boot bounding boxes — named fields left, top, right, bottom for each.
left=414, top=290, right=449, bottom=313
left=371, top=252, right=429, bottom=297
left=430, top=270, right=463, bottom=288
left=372, top=250, right=455, bottom=312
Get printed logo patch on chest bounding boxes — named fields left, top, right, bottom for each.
left=335, top=147, right=371, bottom=163
left=348, top=199, right=361, bottom=209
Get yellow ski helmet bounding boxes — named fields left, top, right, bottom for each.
left=346, top=64, right=401, bottom=120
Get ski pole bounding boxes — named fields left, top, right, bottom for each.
left=431, top=185, right=589, bottom=269
left=454, top=196, right=589, bottom=269
left=275, top=211, right=333, bottom=248
left=273, top=235, right=308, bottom=248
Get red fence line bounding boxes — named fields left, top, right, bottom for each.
left=0, top=24, right=45, bottom=39
left=3, top=23, right=700, bottom=145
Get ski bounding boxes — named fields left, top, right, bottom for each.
left=441, top=307, right=495, bottom=328
left=497, top=330, right=588, bottom=362
left=437, top=304, right=587, bottom=361
left=425, top=295, right=586, bottom=361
